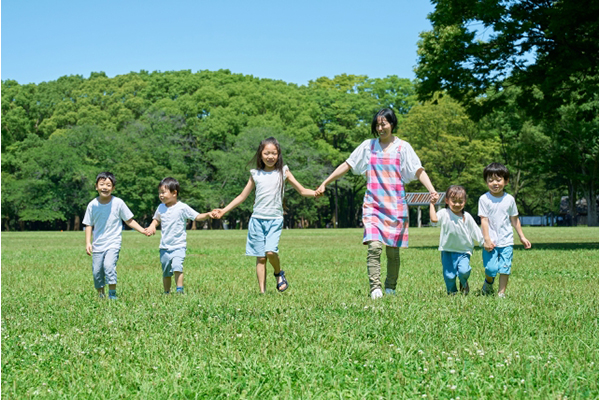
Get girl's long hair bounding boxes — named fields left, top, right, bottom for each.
left=249, top=137, right=285, bottom=199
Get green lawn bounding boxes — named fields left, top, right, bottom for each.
left=2, top=227, right=598, bottom=398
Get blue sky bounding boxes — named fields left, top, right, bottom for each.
left=1, top=0, right=435, bottom=86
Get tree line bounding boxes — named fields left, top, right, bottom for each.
left=1, top=67, right=597, bottom=230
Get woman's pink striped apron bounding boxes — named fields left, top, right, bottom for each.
left=362, top=139, right=409, bottom=247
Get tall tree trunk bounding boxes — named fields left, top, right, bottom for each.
left=584, top=183, right=599, bottom=226
left=511, top=168, right=522, bottom=198
left=568, top=183, right=577, bottom=226
left=74, top=215, right=81, bottom=231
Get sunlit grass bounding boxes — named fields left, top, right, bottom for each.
left=2, top=227, right=598, bottom=398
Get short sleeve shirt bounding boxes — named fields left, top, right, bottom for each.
left=345, top=138, right=423, bottom=183
left=478, top=192, right=519, bottom=247
left=250, top=165, right=289, bottom=220
left=153, top=201, right=199, bottom=250
left=83, top=196, right=134, bottom=253
left=436, top=208, right=483, bottom=255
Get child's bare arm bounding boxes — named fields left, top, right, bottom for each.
left=429, top=202, right=438, bottom=223
left=125, top=218, right=146, bottom=235
left=415, top=168, right=439, bottom=203
left=315, top=162, right=351, bottom=196
left=510, top=216, right=531, bottom=249
left=286, top=170, right=316, bottom=197
left=85, top=225, right=93, bottom=255
left=480, top=217, right=495, bottom=251
left=195, top=212, right=211, bottom=222
left=212, top=177, right=255, bottom=219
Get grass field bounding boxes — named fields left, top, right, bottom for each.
left=2, top=227, right=598, bottom=399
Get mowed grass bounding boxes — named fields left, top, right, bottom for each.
left=2, top=227, right=598, bottom=399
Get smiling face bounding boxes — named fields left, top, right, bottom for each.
left=446, top=195, right=466, bottom=215
left=486, top=174, right=507, bottom=197
left=158, top=185, right=178, bottom=207
left=375, top=116, right=393, bottom=140
left=261, top=143, right=279, bottom=171
left=95, top=178, right=115, bottom=203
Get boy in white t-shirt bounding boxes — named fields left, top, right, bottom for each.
left=145, top=177, right=211, bottom=294
left=478, top=163, right=531, bottom=297
left=83, top=172, right=146, bottom=299
left=430, top=185, right=483, bottom=295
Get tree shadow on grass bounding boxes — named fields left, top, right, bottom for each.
left=526, top=242, right=598, bottom=251
left=412, top=243, right=598, bottom=251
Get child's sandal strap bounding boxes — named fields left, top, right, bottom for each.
left=274, top=270, right=288, bottom=292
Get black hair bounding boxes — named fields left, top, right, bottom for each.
left=96, top=172, right=116, bottom=186
left=252, top=137, right=284, bottom=172
left=483, top=163, right=510, bottom=181
left=370, top=108, right=398, bottom=137
left=444, top=185, right=467, bottom=209
left=250, top=136, right=285, bottom=198
left=158, top=177, right=180, bottom=194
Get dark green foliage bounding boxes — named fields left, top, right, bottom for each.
left=1, top=67, right=595, bottom=229
left=415, top=0, right=599, bottom=225
left=1, top=71, right=407, bottom=230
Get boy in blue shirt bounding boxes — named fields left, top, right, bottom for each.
left=145, top=177, right=211, bottom=294
left=83, top=172, right=146, bottom=299
left=478, top=163, right=531, bottom=297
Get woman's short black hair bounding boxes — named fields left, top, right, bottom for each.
left=483, top=163, right=510, bottom=181
left=370, top=108, right=398, bottom=137
left=159, top=177, right=180, bottom=194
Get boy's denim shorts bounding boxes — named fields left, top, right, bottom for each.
left=246, top=217, right=283, bottom=257
left=160, top=247, right=186, bottom=277
left=483, top=246, right=513, bottom=277
left=92, top=248, right=120, bottom=289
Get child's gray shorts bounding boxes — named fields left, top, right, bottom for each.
left=92, top=248, right=120, bottom=289
left=160, top=247, right=186, bottom=277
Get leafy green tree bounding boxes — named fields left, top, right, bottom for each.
left=415, top=0, right=598, bottom=121
left=415, top=0, right=598, bottom=224
left=1, top=133, right=95, bottom=230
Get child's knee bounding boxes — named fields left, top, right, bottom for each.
left=457, top=268, right=471, bottom=280
left=443, top=269, right=458, bottom=281
left=367, top=241, right=383, bottom=256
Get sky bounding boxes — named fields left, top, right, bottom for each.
left=1, top=0, right=435, bottom=86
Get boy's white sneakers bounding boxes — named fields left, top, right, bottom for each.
left=371, top=288, right=383, bottom=299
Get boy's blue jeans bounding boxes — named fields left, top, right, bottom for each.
left=92, top=248, right=120, bottom=289
left=441, top=251, right=471, bottom=294
left=482, top=246, right=513, bottom=278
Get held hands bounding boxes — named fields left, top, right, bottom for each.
left=144, top=225, right=156, bottom=237
left=211, top=209, right=225, bottom=219
left=429, top=191, right=440, bottom=204
left=314, top=184, right=326, bottom=197
left=483, top=239, right=496, bottom=252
